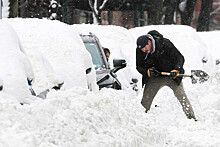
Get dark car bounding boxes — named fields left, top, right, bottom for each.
left=81, top=33, right=127, bottom=90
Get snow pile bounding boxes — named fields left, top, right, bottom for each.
left=0, top=20, right=34, bottom=103
left=4, top=18, right=98, bottom=94
left=198, top=31, right=220, bottom=61
left=0, top=18, right=220, bottom=146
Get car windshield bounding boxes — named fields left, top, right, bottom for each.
left=84, top=43, right=105, bottom=69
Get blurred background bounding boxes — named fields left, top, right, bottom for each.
left=1, top=0, right=220, bottom=31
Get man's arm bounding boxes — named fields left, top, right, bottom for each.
left=165, top=39, right=185, bottom=70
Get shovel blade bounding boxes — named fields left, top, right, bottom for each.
left=191, top=70, right=209, bottom=84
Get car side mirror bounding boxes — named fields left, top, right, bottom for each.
left=112, top=59, right=127, bottom=73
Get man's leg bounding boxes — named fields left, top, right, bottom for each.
left=141, top=77, right=162, bottom=112
left=169, top=81, right=196, bottom=120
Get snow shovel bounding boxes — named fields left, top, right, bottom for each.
left=160, top=70, right=209, bottom=84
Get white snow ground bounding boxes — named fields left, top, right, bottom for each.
left=0, top=18, right=220, bottom=147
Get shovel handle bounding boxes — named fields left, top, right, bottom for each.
left=161, top=72, right=170, bottom=76
left=161, top=72, right=192, bottom=77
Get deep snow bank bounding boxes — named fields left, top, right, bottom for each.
left=0, top=18, right=219, bottom=147
left=5, top=18, right=98, bottom=93
left=0, top=20, right=34, bottom=103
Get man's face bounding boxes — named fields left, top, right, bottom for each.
left=106, top=52, right=110, bottom=59
left=141, top=40, right=151, bottom=54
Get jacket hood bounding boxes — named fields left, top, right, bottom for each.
left=147, top=30, right=163, bottom=39
left=146, top=34, right=155, bottom=54
left=147, top=30, right=164, bottom=50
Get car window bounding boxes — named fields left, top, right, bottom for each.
left=84, top=43, right=105, bottom=69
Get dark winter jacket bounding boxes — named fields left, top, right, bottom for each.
left=136, top=30, right=185, bottom=87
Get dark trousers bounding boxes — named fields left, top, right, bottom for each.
left=142, top=76, right=196, bottom=120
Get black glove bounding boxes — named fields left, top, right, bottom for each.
left=147, top=67, right=160, bottom=77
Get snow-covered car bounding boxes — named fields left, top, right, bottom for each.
left=0, top=20, right=34, bottom=103
left=81, top=33, right=127, bottom=90
left=6, top=19, right=99, bottom=93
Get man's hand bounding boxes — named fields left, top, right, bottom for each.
left=147, top=67, right=159, bottom=77
left=170, top=70, right=180, bottom=79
